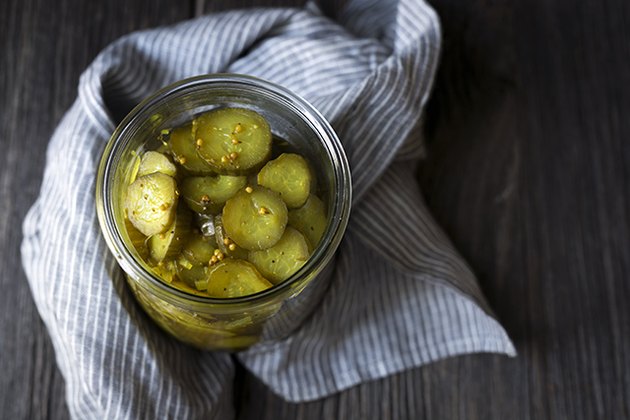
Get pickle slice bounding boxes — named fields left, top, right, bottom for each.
left=180, top=175, right=247, bottom=214
left=248, top=227, right=310, bottom=284
left=125, top=173, right=178, bottom=237
left=148, top=207, right=192, bottom=263
left=222, top=186, right=288, bottom=251
left=194, top=108, right=272, bottom=174
left=169, top=124, right=215, bottom=174
left=257, top=153, right=312, bottom=208
left=205, top=259, right=272, bottom=298
left=214, top=215, right=249, bottom=260
left=180, top=233, right=218, bottom=266
left=176, top=264, right=208, bottom=288
left=137, top=151, right=177, bottom=178
left=288, top=194, right=327, bottom=250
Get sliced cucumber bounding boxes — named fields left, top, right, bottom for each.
left=205, top=259, right=272, bottom=298
left=194, top=108, right=272, bottom=174
left=125, top=172, right=178, bottom=237
left=176, top=264, right=208, bottom=288
left=257, top=153, right=312, bottom=208
left=137, top=151, right=177, bottom=178
left=180, top=175, right=246, bottom=214
left=248, top=227, right=310, bottom=284
left=214, top=214, right=249, bottom=260
left=222, top=186, right=288, bottom=251
left=180, top=233, right=218, bottom=266
left=148, top=207, right=192, bottom=263
left=169, top=124, right=215, bottom=174
left=288, top=194, right=327, bottom=251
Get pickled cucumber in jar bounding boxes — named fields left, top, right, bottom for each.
left=180, top=233, right=218, bottom=266
left=168, top=124, right=216, bottom=174
left=122, top=108, right=329, bottom=298
left=248, top=227, right=310, bottom=284
left=125, top=172, right=178, bottom=237
left=180, top=175, right=246, bottom=214
left=148, top=207, right=192, bottom=263
left=205, top=259, right=272, bottom=298
left=193, top=108, right=272, bottom=174
left=177, top=264, right=208, bottom=289
left=288, top=194, right=327, bottom=250
left=222, top=186, right=288, bottom=251
left=257, top=153, right=312, bottom=208
left=213, top=214, right=249, bottom=260
left=137, top=151, right=177, bottom=178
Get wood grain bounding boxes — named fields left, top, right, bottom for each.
left=3, top=0, right=630, bottom=418
left=0, top=0, right=189, bottom=418
left=419, top=0, right=630, bottom=418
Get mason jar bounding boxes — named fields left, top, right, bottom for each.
left=95, top=74, right=351, bottom=351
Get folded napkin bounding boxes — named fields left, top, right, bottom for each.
left=22, top=0, right=515, bottom=418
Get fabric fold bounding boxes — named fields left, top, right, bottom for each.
left=22, top=0, right=515, bottom=418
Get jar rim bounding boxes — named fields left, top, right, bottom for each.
left=96, top=73, right=352, bottom=306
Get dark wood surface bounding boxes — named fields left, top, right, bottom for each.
left=2, top=0, right=629, bottom=418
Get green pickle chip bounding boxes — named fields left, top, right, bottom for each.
left=148, top=207, right=192, bottom=263
left=125, top=172, right=178, bottom=237
left=222, top=186, right=288, bottom=251
left=214, top=215, right=249, bottom=260
left=176, top=264, right=208, bottom=289
left=180, top=175, right=246, bottom=214
left=122, top=107, right=328, bottom=300
left=169, top=124, right=216, bottom=173
left=180, top=233, right=218, bottom=266
left=137, top=151, right=177, bottom=178
left=206, top=259, right=272, bottom=298
left=257, top=153, right=312, bottom=208
left=194, top=108, right=272, bottom=174
left=288, top=194, right=328, bottom=250
left=248, top=227, right=310, bottom=284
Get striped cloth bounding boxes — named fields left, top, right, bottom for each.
left=21, top=0, right=515, bottom=418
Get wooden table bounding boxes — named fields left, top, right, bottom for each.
left=2, top=0, right=629, bottom=418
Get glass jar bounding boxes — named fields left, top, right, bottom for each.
left=96, top=74, right=351, bottom=351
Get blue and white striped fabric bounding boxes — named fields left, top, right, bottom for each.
left=21, top=0, right=515, bottom=418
